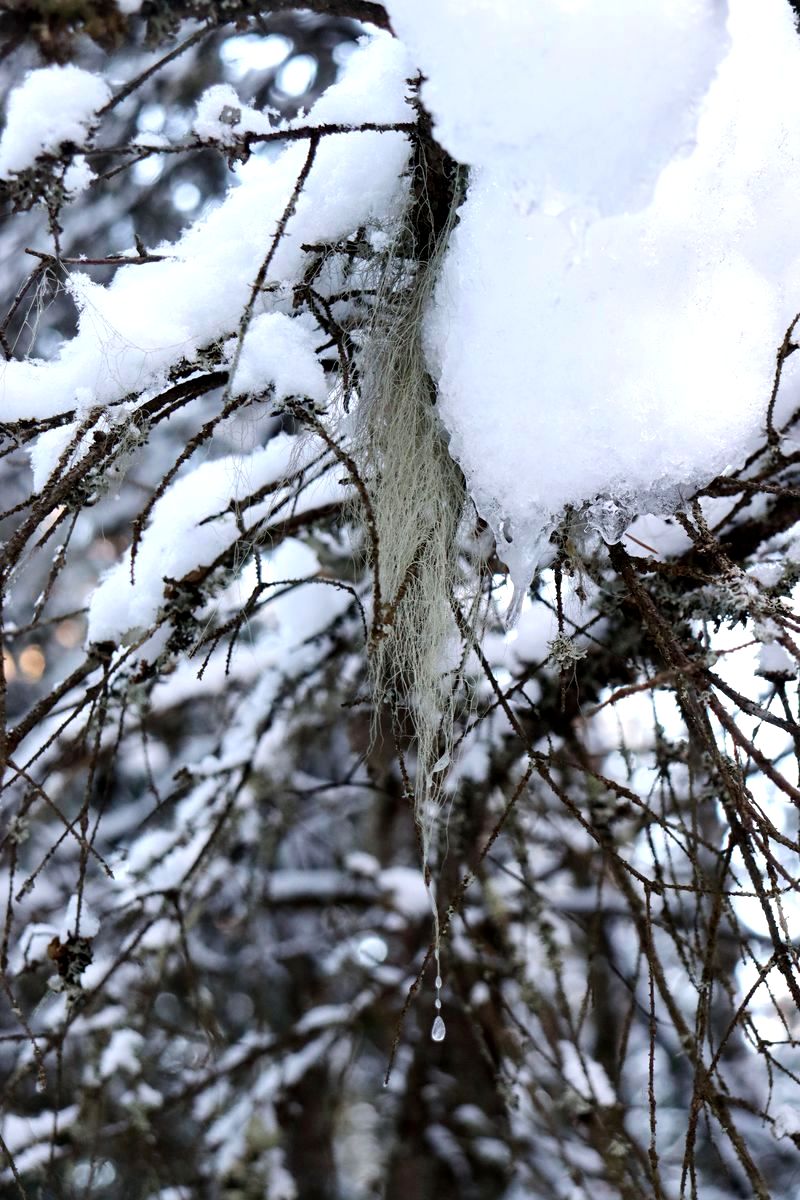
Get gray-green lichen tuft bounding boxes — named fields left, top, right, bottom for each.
left=350, top=176, right=479, bottom=862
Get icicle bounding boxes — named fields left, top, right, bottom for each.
left=431, top=1015, right=446, bottom=1042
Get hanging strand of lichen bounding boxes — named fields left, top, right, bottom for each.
left=349, top=125, right=476, bottom=1038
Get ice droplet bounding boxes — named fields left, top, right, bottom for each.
left=586, top=496, right=634, bottom=543
left=434, top=975, right=442, bottom=989
left=431, top=1015, right=446, bottom=1042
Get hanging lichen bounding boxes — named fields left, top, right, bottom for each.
left=351, top=131, right=477, bottom=846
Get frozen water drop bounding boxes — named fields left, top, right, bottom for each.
left=586, top=496, right=633, bottom=543
left=435, top=975, right=442, bottom=989
left=431, top=1015, right=446, bottom=1042
left=434, top=998, right=441, bottom=1009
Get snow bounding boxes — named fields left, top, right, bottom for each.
left=510, top=580, right=596, bottom=671
left=0, top=66, right=110, bottom=178
left=774, top=1106, right=800, bottom=1139
left=11, top=16, right=800, bottom=615
left=86, top=434, right=345, bottom=643
left=60, top=893, right=100, bottom=940
left=379, top=866, right=430, bottom=918
left=264, top=538, right=352, bottom=643
left=345, top=851, right=379, bottom=877
left=28, top=424, right=79, bottom=494
left=386, top=0, right=728, bottom=215
left=559, top=1040, right=615, bottom=1107
left=28, top=397, right=141, bottom=493
left=2, top=33, right=412, bottom=423
left=131, top=1082, right=164, bottom=1109
left=267, top=869, right=375, bottom=903
left=391, top=0, right=800, bottom=598
left=63, top=155, right=95, bottom=196
left=748, top=562, right=784, bottom=589
left=1, top=1106, right=79, bottom=1165
left=757, top=642, right=796, bottom=679
left=230, top=312, right=327, bottom=402
left=99, top=1028, right=144, bottom=1077
left=193, top=84, right=274, bottom=144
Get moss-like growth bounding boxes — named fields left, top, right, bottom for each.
left=351, top=160, right=477, bottom=873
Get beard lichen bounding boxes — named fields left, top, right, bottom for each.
left=349, top=160, right=480, bottom=880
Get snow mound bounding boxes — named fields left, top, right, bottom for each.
left=0, top=65, right=110, bottom=178
left=387, top=0, right=728, bottom=215
left=390, top=0, right=800, bottom=595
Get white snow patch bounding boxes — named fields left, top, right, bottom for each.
left=60, top=893, right=100, bottom=939
left=100, top=1028, right=144, bottom=1077
left=231, top=312, right=327, bottom=402
left=758, top=642, right=796, bottom=678
left=559, top=1040, right=615, bottom=1106
left=386, top=0, right=727, bottom=215
left=402, top=0, right=800, bottom=597
left=63, top=155, right=95, bottom=196
left=774, top=1106, right=800, bottom=1139
left=1, top=1105, right=79, bottom=1157
left=345, top=851, right=380, bottom=877
left=86, top=434, right=344, bottom=643
left=0, top=66, right=110, bottom=178
left=28, top=424, right=79, bottom=493
left=193, top=84, right=274, bottom=143
left=748, top=562, right=783, bottom=588
left=380, top=866, right=430, bottom=918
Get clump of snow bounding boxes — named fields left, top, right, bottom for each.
left=774, top=1106, right=800, bottom=1140
left=757, top=643, right=796, bottom=679
left=409, top=0, right=800, bottom=597
left=133, top=131, right=169, bottom=150
left=559, top=1040, right=615, bottom=1107
left=63, top=155, right=95, bottom=196
left=28, top=425, right=79, bottom=493
left=379, top=866, right=430, bottom=917
left=0, top=66, right=110, bottom=178
left=0, top=1107, right=79, bottom=1174
left=230, top=312, right=327, bottom=402
left=748, top=562, right=784, bottom=589
left=345, top=850, right=380, bottom=877
left=60, top=893, right=100, bottom=940
left=28, top=398, right=142, bottom=493
left=386, top=0, right=728, bottom=216
left=99, top=1028, right=144, bottom=1077
left=193, top=84, right=274, bottom=143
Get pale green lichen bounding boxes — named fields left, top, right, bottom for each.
left=350, top=176, right=479, bottom=864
